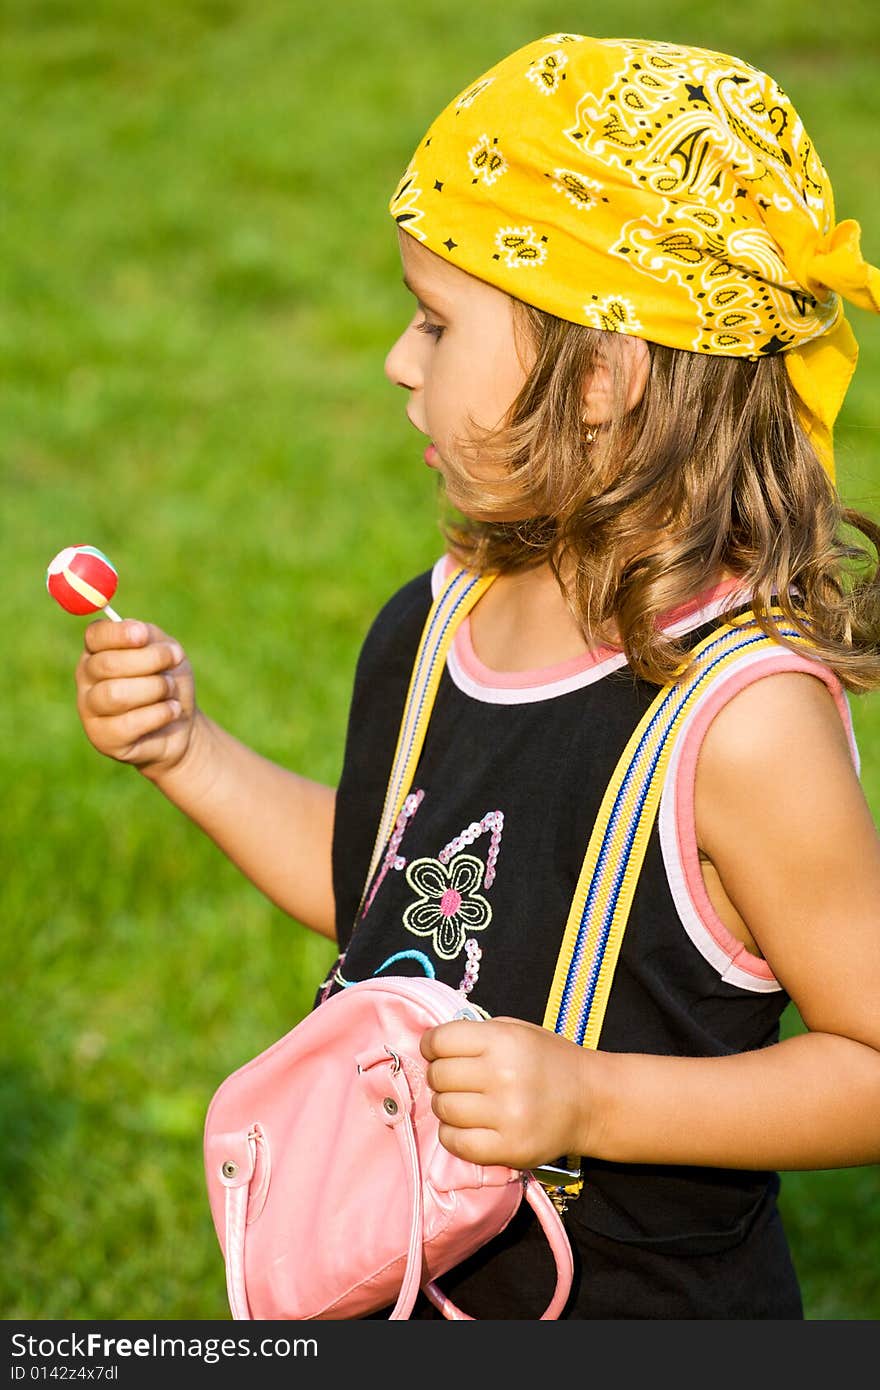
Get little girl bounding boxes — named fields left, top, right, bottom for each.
left=73, top=34, right=880, bottom=1319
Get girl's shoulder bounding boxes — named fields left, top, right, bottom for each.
left=698, top=664, right=859, bottom=781
left=681, top=600, right=861, bottom=838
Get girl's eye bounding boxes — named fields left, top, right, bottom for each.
left=416, top=319, right=444, bottom=340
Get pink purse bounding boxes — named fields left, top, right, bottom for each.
left=204, top=975, right=573, bottom=1320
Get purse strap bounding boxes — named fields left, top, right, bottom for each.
left=351, top=563, right=813, bottom=1203
left=421, top=1176, right=575, bottom=1320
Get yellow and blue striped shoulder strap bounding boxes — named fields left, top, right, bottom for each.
left=354, top=564, right=496, bottom=924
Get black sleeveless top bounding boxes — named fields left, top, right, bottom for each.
left=325, top=561, right=847, bottom=1317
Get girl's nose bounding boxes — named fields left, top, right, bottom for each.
left=384, top=323, right=419, bottom=390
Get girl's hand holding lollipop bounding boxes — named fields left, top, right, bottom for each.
left=48, top=544, right=200, bottom=782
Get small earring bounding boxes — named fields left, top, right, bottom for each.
left=582, top=416, right=597, bottom=444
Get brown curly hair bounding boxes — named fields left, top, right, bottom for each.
left=436, top=302, right=880, bottom=692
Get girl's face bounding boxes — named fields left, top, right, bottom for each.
left=385, top=228, right=534, bottom=512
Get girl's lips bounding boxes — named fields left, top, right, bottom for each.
left=424, top=443, right=439, bottom=467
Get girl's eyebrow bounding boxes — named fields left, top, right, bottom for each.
left=402, top=273, right=446, bottom=313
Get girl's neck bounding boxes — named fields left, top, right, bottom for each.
left=468, top=561, right=738, bottom=674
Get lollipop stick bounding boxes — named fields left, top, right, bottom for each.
left=103, top=604, right=122, bottom=622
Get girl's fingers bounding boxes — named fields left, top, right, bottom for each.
left=84, top=619, right=155, bottom=652
left=424, top=1056, right=487, bottom=1095
left=83, top=641, right=185, bottom=682
left=421, top=1020, right=487, bottom=1061
left=96, top=699, right=182, bottom=753
left=85, top=673, right=175, bottom=717
left=431, top=1089, right=493, bottom=1130
left=83, top=617, right=183, bottom=660
left=437, top=1125, right=500, bottom=1165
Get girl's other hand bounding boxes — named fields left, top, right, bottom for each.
left=75, top=619, right=199, bottom=782
left=421, top=1016, right=599, bottom=1171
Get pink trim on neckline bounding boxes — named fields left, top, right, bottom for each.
left=438, top=555, right=745, bottom=691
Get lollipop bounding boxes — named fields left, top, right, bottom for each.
left=46, top=545, right=122, bottom=621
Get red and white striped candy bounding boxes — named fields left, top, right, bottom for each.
left=47, top=545, right=119, bottom=616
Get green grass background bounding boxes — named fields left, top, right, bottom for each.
left=3, top=0, right=879, bottom=1320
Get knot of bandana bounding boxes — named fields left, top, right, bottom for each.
left=388, top=33, right=880, bottom=479
left=792, top=219, right=880, bottom=313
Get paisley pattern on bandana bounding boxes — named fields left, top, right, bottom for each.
left=389, top=33, right=880, bottom=478
left=584, top=295, right=643, bottom=335
left=468, top=135, right=508, bottom=186
left=561, top=40, right=839, bottom=357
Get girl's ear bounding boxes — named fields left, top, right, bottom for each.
left=582, top=334, right=650, bottom=425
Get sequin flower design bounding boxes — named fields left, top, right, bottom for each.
left=402, top=854, right=492, bottom=960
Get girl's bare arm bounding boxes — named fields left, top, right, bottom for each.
left=151, top=713, right=337, bottom=940
left=585, top=671, right=880, bottom=1170
left=76, top=618, right=337, bottom=940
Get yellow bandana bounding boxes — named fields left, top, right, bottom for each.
left=388, top=34, right=880, bottom=479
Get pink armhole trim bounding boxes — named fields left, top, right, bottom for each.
left=432, top=554, right=746, bottom=691
left=667, top=653, right=859, bottom=986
